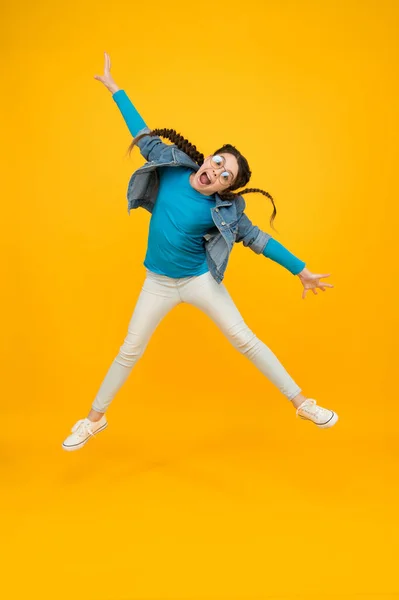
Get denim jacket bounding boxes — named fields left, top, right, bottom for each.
left=126, top=127, right=271, bottom=284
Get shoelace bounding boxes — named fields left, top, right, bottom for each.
left=296, top=399, right=321, bottom=418
left=71, top=419, right=96, bottom=439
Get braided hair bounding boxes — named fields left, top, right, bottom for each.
left=128, top=129, right=277, bottom=231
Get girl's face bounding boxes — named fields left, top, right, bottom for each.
left=189, top=153, right=239, bottom=196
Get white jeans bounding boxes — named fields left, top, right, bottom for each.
left=92, top=269, right=302, bottom=413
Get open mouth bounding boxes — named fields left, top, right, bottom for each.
left=199, top=172, right=212, bottom=186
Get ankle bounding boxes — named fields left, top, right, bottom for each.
left=291, top=393, right=307, bottom=409
left=87, top=409, right=105, bottom=422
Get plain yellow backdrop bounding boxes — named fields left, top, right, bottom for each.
left=2, top=0, right=398, bottom=599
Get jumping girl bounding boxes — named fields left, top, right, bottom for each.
left=62, top=53, right=338, bottom=451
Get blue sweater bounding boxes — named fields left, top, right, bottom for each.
left=145, top=166, right=215, bottom=277
left=112, top=90, right=306, bottom=277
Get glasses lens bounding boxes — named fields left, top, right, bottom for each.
left=211, top=155, right=224, bottom=169
left=219, top=171, right=234, bottom=185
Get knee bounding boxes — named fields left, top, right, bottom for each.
left=227, top=321, right=259, bottom=355
left=115, top=331, right=146, bottom=367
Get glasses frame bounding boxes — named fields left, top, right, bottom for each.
left=210, top=155, right=235, bottom=187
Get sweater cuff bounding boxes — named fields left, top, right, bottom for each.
left=262, top=238, right=306, bottom=275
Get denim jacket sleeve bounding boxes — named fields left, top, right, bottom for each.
left=235, top=196, right=272, bottom=254
left=131, top=126, right=171, bottom=163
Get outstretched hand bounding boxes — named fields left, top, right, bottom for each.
left=297, top=268, right=334, bottom=300
left=94, top=52, right=120, bottom=94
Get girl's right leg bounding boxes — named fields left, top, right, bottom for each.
left=62, top=270, right=181, bottom=451
left=89, top=270, right=181, bottom=415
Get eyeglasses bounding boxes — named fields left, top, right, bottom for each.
left=210, top=155, right=235, bottom=186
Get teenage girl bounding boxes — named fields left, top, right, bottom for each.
left=62, top=53, right=338, bottom=451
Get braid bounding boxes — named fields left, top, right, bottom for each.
left=128, top=128, right=205, bottom=166
left=152, top=129, right=205, bottom=165
left=221, top=187, right=278, bottom=232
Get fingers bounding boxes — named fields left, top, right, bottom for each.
left=94, top=52, right=111, bottom=83
left=316, top=282, right=334, bottom=291
left=105, top=52, right=111, bottom=74
left=302, top=281, right=335, bottom=299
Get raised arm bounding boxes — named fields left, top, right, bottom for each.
left=94, top=52, right=169, bottom=162
left=94, top=53, right=147, bottom=137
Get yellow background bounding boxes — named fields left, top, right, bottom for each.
left=2, top=0, right=398, bottom=598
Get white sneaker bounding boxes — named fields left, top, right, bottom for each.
left=62, top=416, right=108, bottom=451
left=296, top=399, right=338, bottom=429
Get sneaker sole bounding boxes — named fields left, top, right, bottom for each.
left=317, top=412, right=339, bottom=429
left=298, top=412, right=339, bottom=429
left=62, top=422, right=108, bottom=452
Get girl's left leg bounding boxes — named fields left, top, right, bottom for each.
left=180, top=272, right=305, bottom=406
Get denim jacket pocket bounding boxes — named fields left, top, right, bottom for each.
left=222, top=220, right=238, bottom=238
